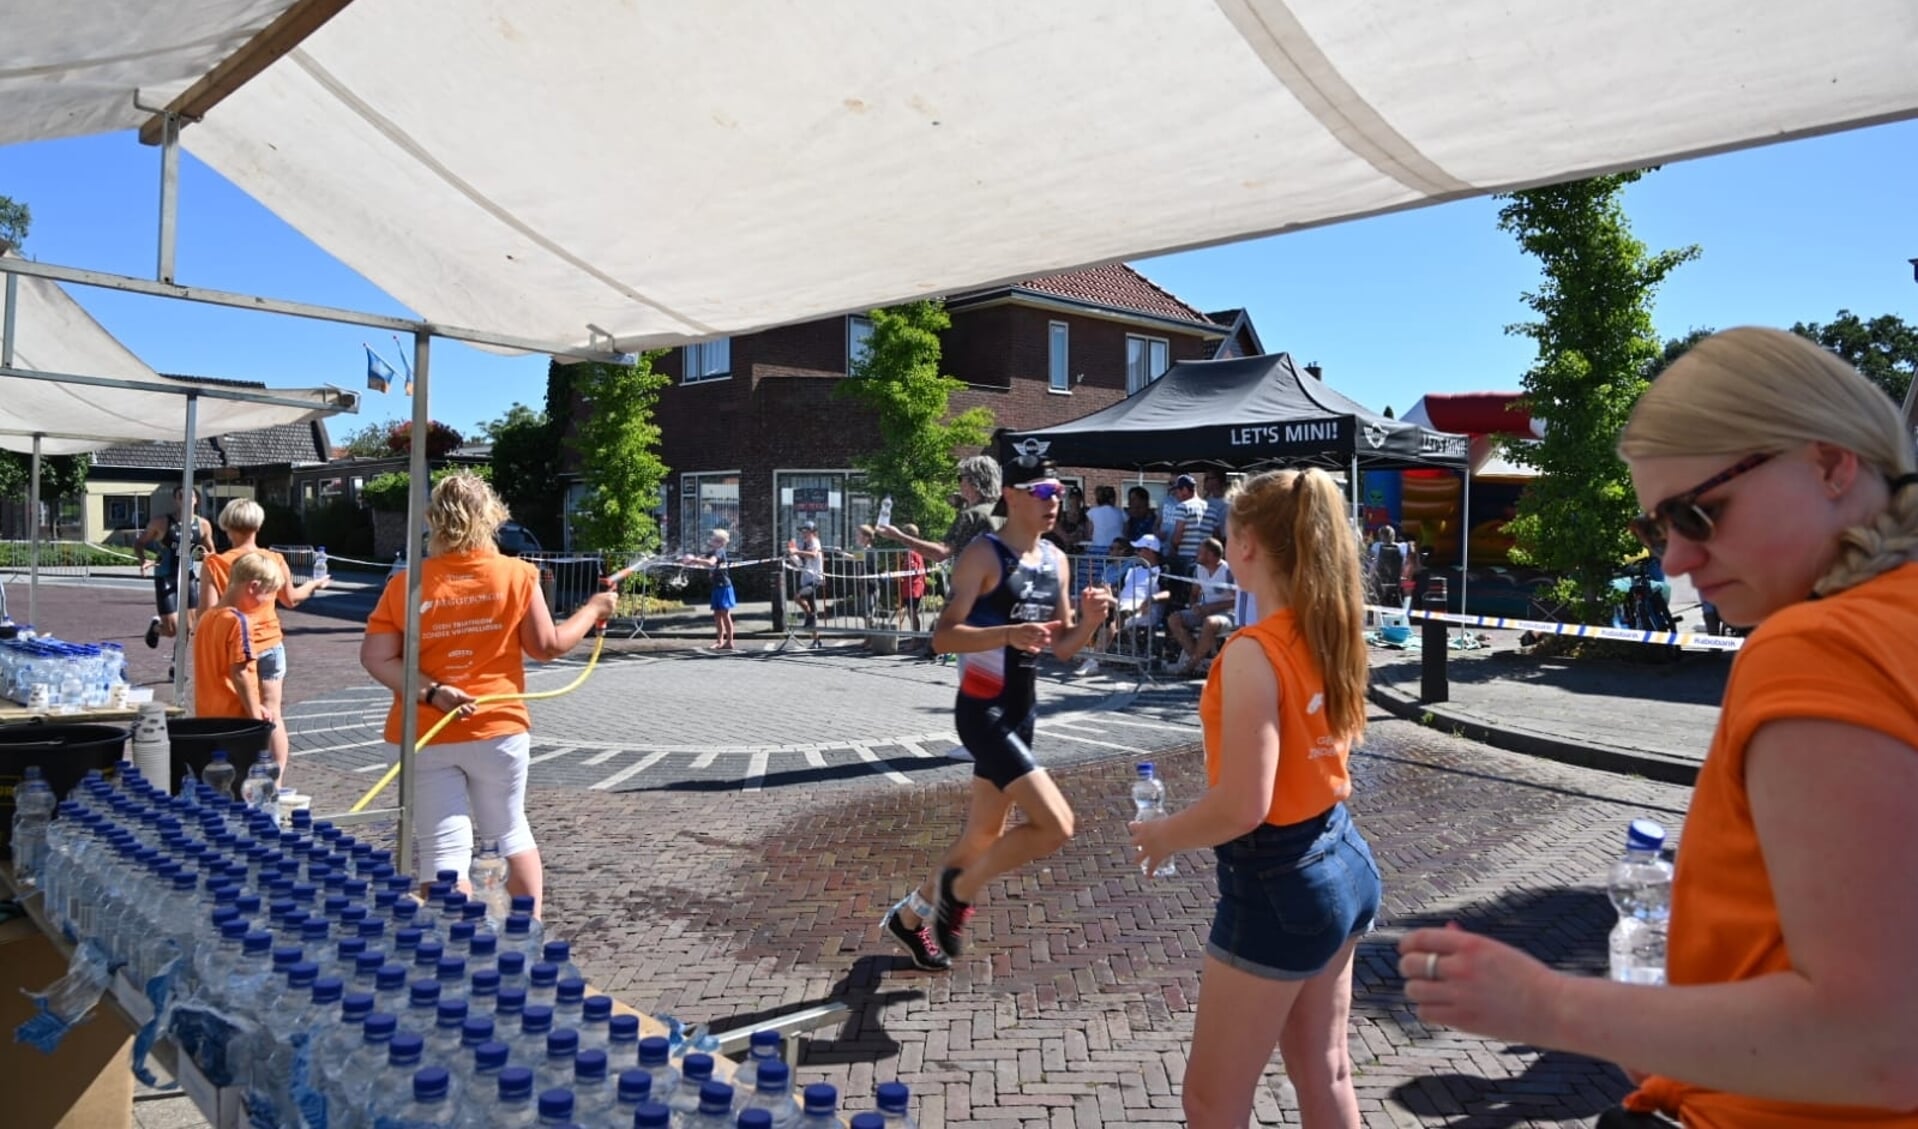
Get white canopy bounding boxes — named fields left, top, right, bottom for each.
left=6, top=1, right=1916, bottom=356
left=1, top=251, right=358, bottom=454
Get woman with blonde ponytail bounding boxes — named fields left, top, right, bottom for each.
left=1130, top=467, right=1380, bottom=1128
left=1399, top=327, right=1918, bottom=1127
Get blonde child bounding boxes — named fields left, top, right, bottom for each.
left=682, top=528, right=737, bottom=650
left=194, top=550, right=285, bottom=726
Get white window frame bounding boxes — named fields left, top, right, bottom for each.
left=1048, top=321, right=1071, bottom=393
left=679, top=471, right=742, bottom=552
left=684, top=337, right=732, bottom=383
left=847, top=315, right=874, bottom=376
left=1126, top=334, right=1170, bottom=395
left=773, top=468, right=868, bottom=555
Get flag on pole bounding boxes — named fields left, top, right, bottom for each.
left=390, top=334, right=415, bottom=397
left=365, top=345, right=397, bottom=393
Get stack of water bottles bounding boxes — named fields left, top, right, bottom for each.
left=0, top=631, right=129, bottom=708
left=8, top=759, right=923, bottom=1128
left=1607, top=818, right=1674, bottom=985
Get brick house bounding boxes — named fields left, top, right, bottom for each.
left=645, top=264, right=1258, bottom=569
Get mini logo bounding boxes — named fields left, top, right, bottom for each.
left=1362, top=423, right=1389, bottom=450
left=1306, top=692, right=1323, bottom=714
left=1010, top=438, right=1051, bottom=458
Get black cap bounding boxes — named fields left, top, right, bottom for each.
left=1001, top=453, right=1058, bottom=489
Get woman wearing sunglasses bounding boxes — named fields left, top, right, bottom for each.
left=1398, top=327, right=1918, bottom=1127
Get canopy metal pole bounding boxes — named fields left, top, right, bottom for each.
left=1459, top=463, right=1472, bottom=629
left=396, top=330, right=432, bottom=878
left=172, top=395, right=199, bottom=707
left=1349, top=454, right=1361, bottom=527
left=157, top=114, right=180, bottom=284
left=28, top=434, right=42, bottom=625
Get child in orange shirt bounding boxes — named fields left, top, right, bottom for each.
left=193, top=550, right=283, bottom=725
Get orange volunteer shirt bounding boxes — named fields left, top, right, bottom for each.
left=193, top=606, right=258, bottom=719
left=202, top=547, right=291, bottom=653
left=1198, top=609, right=1353, bottom=827
left=1627, top=562, right=1918, bottom=1128
left=366, top=549, right=540, bottom=746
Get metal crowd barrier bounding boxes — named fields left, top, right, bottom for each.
left=0, top=538, right=142, bottom=580
left=775, top=545, right=946, bottom=643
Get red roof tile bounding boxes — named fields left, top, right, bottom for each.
left=1017, top=264, right=1219, bottom=328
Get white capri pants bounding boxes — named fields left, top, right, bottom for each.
left=405, top=732, right=536, bottom=878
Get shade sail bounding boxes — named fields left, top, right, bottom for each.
left=6, top=2, right=1918, bottom=357
left=999, top=354, right=1467, bottom=472
left=1, top=252, right=358, bottom=453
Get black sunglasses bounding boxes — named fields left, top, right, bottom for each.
left=1628, top=453, right=1773, bottom=556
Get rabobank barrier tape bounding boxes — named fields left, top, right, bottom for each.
left=1368, top=604, right=1745, bottom=651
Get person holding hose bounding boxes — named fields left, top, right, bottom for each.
left=358, top=473, right=616, bottom=917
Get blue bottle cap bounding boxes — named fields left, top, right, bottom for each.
left=637, top=1035, right=670, bottom=1065
left=409, top=981, right=441, bottom=1007
left=538, top=1089, right=574, bottom=1120
left=573, top=1048, right=607, bottom=1081
left=1626, top=818, right=1667, bottom=852
left=358, top=919, right=387, bottom=940
left=696, top=1080, right=732, bottom=1113
left=521, top=1004, right=554, bottom=1033
left=470, top=968, right=501, bottom=995
left=546, top=1028, right=579, bottom=1056
left=607, top=1013, right=638, bottom=1041
left=682, top=1053, right=713, bottom=1081
left=341, top=991, right=376, bottom=1020
left=498, top=1066, right=535, bottom=1100
left=412, top=1066, right=449, bottom=1101
left=474, top=1039, right=510, bottom=1071
left=497, top=951, right=526, bottom=976
left=617, top=1069, right=652, bottom=1101
left=750, top=1029, right=781, bottom=1050
left=877, top=1081, right=911, bottom=1112
left=497, top=986, right=528, bottom=1013
left=542, top=940, right=571, bottom=963
left=311, top=976, right=344, bottom=1004
left=362, top=1012, right=398, bottom=1039
left=631, top=1102, right=670, bottom=1128
left=437, top=999, right=469, bottom=1026
left=219, top=919, right=250, bottom=940
left=243, top=931, right=274, bottom=954
left=511, top=894, right=535, bottom=914
left=582, top=995, right=613, bottom=1021
left=556, top=978, right=586, bottom=1003
left=849, top=1115, right=886, bottom=1129
left=437, top=956, right=466, bottom=982
left=388, top=1031, right=424, bottom=1065
left=376, top=964, right=409, bottom=991
left=737, top=1110, right=773, bottom=1129
left=356, top=951, right=387, bottom=977
left=414, top=941, right=445, bottom=968
left=287, top=961, right=320, bottom=987
left=803, top=1082, right=838, bottom=1113
left=449, top=921, right=476, bottom=945
left=756, top=1060, right=789, bottom=1091
left=469, top=932, right=498, bottom=958
left=461, top=1015, right=495, bottom=1045
left=530, top=961, right=559, bottom=986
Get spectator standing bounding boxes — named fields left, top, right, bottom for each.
left=1123, top=486, right=1158, bottom=543
left=193, top=551, right=284, bottom=727
left=789, top=521, right=825, bottom=648
left=201, top=498, right=332, bottom=778
left=876, top=454, right=1004, bottom=564
left=680, top=527, right=736, bottom=651
left=1085, top=485, right=1126, bottom=550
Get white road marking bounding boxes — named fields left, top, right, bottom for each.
left=851, top=743, right=911, bottom=785
left=580, top=747, right=623, bottom=766
left=525, top=746, right=578, bottom=766
left=293, top=738, right=386, bottom=757
left=743, top=750, right=770, bottom=792
left=1072, top=714, right=1198, bottom=734
left=589, top=751, right=672, bottom=790
left=1038, top=725, right=1154, bottom=755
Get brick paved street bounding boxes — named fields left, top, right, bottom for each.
left=14, top=581, right=1703, bottom=1127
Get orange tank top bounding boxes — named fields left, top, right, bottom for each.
left=1198, top=609, right=1352, bottom=826
left=203, top=547, right=291, bottom=652
left=1626, top=562, right=1918, bottom=1128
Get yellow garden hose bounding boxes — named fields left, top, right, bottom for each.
left=348, top=630, right=608, bottom=813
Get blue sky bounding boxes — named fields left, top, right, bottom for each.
left=3, top=119, right=1914, bottom=437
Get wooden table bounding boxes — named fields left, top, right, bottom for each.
left=0, top=702, right=181, bottom=725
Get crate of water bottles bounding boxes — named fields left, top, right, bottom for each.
left=0, top=631, right=132, bottom=709
left=6, top=756, right=926, bottom=1128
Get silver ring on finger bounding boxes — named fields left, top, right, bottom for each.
left=1425, top=952, right=1440, bottom=981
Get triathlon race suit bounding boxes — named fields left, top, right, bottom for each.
left=154, top=513, right=206, bottom=616
left=954, top=534, right=1065, bottom=790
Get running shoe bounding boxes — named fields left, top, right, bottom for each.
left=145, top=616, right=162, bottom=649
left=881, top=908, right=951, bottom=971
left=933, top=867, right=974, bottom=958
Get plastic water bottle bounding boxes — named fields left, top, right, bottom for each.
left=732, top=1030, right=783, bottom=1093
left=798, top=1083, right=841, bottom=1128
left=480, top=1065, right=539, bottom=1129
left=464, top=1039, right=511, bottom=1107
left=567, top=1048, right=614, bottom=1126
left=390, top=1066, right=460, bottom=1128
left=359, top=1030, right=429, bottom=1128
left=635, top=1036, right=680, bottom=1110
left=536, top=1028, right=581, bottom=1093
left=849, top=1115, right=885, bottom=1129
left=576, top=995, right=614, bottom=1055
left=875, top=1081, right=918, bottom=1128
left=670, top=1054, right=717, bottom=1115
left=527, top=962, right=561, bottom=1010
left=680, top=1080, right=736, bottom=1129
left=512, top=1005, right=557, bottom=1069
left=427, top=999, right=472, bottom=1063
left=552, top=978, right=587, bottom=1030
left=1607, top=819, right=1673, bottom=985
left=742, top=1060, right=801, bottom=1128
left=1131, top=763, right=1176, bottom=878
left=9, top=766, right=56, bottom=883
left=628, top=1103, right=671, bottom=1129
left=603, top=1013, right=640, bottom=1072
left=612, top=1069, right=655, bottom=1124
left=201, top=750, right=237, bottom=802
left=241, top=761, right=278, bottom=821
left=542, top=940, right=583, bottom=983
left=737, top=1112, right=775, bottom=1129
left=313, top=546, right=330, bottom=583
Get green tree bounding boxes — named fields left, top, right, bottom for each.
left=0, top=452, right=90, bottom=505
left=1791, top=310, right=1915, bottom=407
left=566, top=353, right=671, bottom=553
left=482, top=402, right=562, bottom=544
left=361, top=464, right=490, bottom=512
left=0, top=193, right=28, bottom=248
left=834, top=300, right=995, bottom=534
left=1497, top=172, right=1699, bottom=617
left=339, top=418, right=402, bottom=458
left=1646, top=326, right=1715, bottom=381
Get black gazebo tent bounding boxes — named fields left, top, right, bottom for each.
left=997, top=353, right=1467, bottom=472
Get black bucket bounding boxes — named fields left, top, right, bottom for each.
left=166, top=717, right=275, bottom=787
left=0, top=723, right=129, bottom=859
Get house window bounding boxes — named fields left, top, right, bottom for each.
left=104, top=494, right=151, bottom=534
left=684, top=338, right=732, bottom=383
left=679, top=472, right=741, bottom=550
left=1048, top=322, right=1070, bottom=392
left=1125, top=335, right=1170, bottom=395
left=775, top=470, right=867, bottom=554
left=847, top=316, right=874, bottom=375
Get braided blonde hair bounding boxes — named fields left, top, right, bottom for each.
left=1619, top=327, right=1917, bottom=597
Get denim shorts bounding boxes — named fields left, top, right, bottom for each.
left=1207, top=803, right=1381, bottom=980
left=256, top=644, right=287, bottom=682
